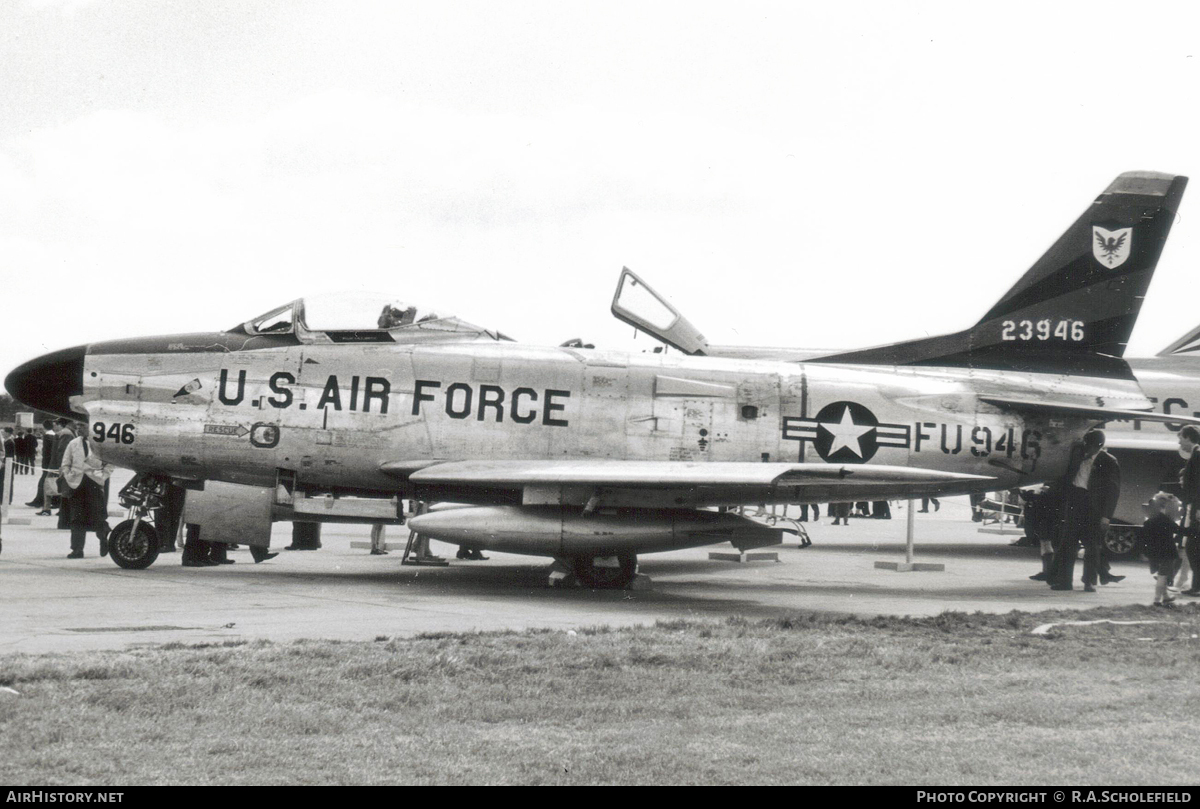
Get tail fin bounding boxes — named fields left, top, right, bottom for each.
left=1156, top=320, right=1200, bottom=357
left=814, top=171, right=1188, bottom=377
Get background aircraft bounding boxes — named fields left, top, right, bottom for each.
left=6, top=172, right=1197, bottom=586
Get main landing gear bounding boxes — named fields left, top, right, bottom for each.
left=1104, top=524, right=1142, bottom=560
left=570, top=553, right=638, bottom=589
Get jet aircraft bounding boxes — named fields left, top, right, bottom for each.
left=613, top=270, right=1200, bottom=558
left=6, top=171, right=1197, bottom=587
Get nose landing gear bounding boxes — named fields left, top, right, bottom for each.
left=109, top=519, right=160, bottom=570
left=108, top=475, right=168, bottom=570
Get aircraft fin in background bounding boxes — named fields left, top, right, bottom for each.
left=814, top=172, right=1188, bottom=377
left=979, top=396, right=1200, bottom=427
left=1156, top=321, right=1200, bottom=357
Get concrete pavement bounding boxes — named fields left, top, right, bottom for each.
left=0, top=474, right=1163, bottom=654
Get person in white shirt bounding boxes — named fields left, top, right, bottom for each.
left=1048, top=429, right=1122, bottom=592
left=59, top=431, right=113, bottom=559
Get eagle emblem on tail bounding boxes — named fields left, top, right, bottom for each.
left=1092, top=225, right=1132, bottom=269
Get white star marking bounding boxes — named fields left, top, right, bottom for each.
left=821, top=407, right=874, bottom=458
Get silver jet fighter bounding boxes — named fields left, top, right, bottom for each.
left=6, top=172, right=1196, bottom=587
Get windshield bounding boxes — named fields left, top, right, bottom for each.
left=245, top=302, right=296, bottom=335
left=301, top=292, right=443, bottom=331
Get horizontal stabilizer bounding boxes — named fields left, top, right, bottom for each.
left=979, top=397, right=1200, bottom=427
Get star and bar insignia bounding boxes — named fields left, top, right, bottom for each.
left=782, top=400, right=911, bottom=463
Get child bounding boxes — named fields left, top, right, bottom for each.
left=1143, top=492, right=1183, bottom=608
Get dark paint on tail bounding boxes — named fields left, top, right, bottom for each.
left=813, top=172, right=1188, bottom=378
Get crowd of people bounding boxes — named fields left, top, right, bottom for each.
left=0, top=418, right=361, bottom=567
left=2, top=426, right=42, bottom=475
left=0, top=418, right=115, bottom=559
left=1021, top=427, right=1200, bottom=607
left=749, top=427, right=1199, bottom=609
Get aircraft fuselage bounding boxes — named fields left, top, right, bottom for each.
left=79, top=336, right=1139, bottom=502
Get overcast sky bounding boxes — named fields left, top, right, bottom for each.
left=2, top=0, right=1199, bottom=377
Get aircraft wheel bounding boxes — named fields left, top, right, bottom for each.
left=1104, top=525, right=1141, bottom=560
left=572, top=553, right=637, bottom=589
left=109, top=519, right=161, bottom=570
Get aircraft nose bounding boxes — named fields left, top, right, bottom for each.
left=4, top=345, right=87, bottom=419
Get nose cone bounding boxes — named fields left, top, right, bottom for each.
left=5, top=345, right=87, bottom=418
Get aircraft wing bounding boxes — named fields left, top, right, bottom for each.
left=979, top=397, right=1200, bottom=427
left=386, top=459, right=993, bottom=508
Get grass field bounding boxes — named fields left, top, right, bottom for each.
left=1, top=604, right=1198, bottom=785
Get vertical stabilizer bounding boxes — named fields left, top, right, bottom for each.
left=814, top=172, right=1187, bottom=376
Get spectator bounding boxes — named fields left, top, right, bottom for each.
left=59, top=431, right=113, bottom=558
left=1024, top=486, right=1063, bottom=582
left=1177, top=425, right=1200, bottom=597
left=1143, top=492, right=1182, bottom=608
left=1049, top=430, right=1122, bottom=592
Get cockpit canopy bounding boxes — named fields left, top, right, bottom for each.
left=237, top=291, right=506, bottom=344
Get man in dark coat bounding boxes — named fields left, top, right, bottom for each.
left=1177, top=425, right=1200, bottom=597
left=1, top=429, right=14, bottom=500
left=14, top=430, right=29, bottom=473
left=20, top=430, right=36, bottom=473
left=153, top=481, right=187, bottom=553
left=1050, top=429, right=1122, bottom=592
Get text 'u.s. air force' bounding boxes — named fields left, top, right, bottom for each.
left=217, top=370, right=571, bottom=426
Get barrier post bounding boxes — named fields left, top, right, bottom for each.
left=875, top=499, right=945, bottom=572
left=0, top=457, right=9, bottom=524
left=906, top=497, right=915, bottom=566
left=2, top=457, right=33, bottom=527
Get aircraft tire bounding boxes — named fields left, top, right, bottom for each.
left=109, top=519, right=161, bottom=570
left=1104, top=524, right=1142, bottom=560
left=571, top=553, right=637, bottom=589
